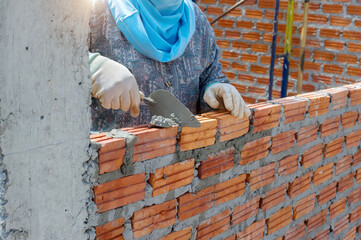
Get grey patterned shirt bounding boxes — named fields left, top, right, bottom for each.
left=90, top=0, right=228, bottom=131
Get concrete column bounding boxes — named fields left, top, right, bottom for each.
left=0, top=0, right=92, bottom=239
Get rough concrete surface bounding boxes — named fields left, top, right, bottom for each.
left=0, top=0, right=92, bottom=239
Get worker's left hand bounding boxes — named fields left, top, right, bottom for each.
left=203, top=83, right=251, bottom=119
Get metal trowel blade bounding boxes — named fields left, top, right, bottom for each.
left=146, top=90, right=201, bottom=128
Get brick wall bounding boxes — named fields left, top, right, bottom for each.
left=90, top=83, right=361, bottom=240
left=197, top=0, right=361, bottom=104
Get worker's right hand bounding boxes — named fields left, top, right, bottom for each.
left=91, top=57, right=141, bottom=117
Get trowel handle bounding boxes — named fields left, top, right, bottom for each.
left=140, top=91, right=156, bottom=104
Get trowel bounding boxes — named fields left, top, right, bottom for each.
left=140, top=90, right=201, bottom=128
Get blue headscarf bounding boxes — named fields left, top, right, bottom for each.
left=105, top=0, right=195, bottom=62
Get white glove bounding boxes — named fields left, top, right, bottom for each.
left=91, top=57, right=141, bottom=117
left=203, top=83, right=251, bottom=119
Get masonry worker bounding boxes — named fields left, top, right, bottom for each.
left=89, top=0, right=251, bottom=131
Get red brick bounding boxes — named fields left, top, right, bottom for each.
left=251, top=43, right=269, bottom=53
left=334, top=214, right=349, bottom=236
left=344, top=226, right=356, bottom=240
left=245, top=9, right=263, bottom=19
left=271, top=130, right=295, bottom=154
left=266, top=205, right=293, bottom=234
left=306, top=210, right=327, bottom=233
left=222, top=50, right=239, bottom=59
left=179, top=116, right=217, bottom=151
left=297, top=125, right=318, bottom=147
left=293, top=194, right=315, bottom=220
left=159, top=226, right=192, bottom=240
left=313, top=228, right=329, bottom=240
left=278, top=154, right=298, bottom=176
left=288, top=172, right=312, bottom=198
left=241, top=53, right=258, bottom=62
left=232, top=196, right=260, bottom=226
left=284, top=222, right=306, bottom=240
left=324, top=137, right=344, bottom=158
left=350, top=204, right=361, bottom=222
left=95, top=218, right=125, bottom=240
left=247, top=163, right=275, bottom=191
left=94, top=173, right=146, bottom=213
left=214, top=174, right=247, bottom=205
left=272, top=97, right=307, bottom=124
left=149, top=159, right=194, bottom=197
left=343, top=84, right=361, bottom=106
left=345, top=129, right=361, bottom=149
left=338, top=173, right=354, bottom=193
left=197, top=209, right=231, bottom=240
left=231, top=62, right=247, bottom=72
left=198, top=148, right=234, bottom=179
left=324, top=40, right=344, bottom=51
left=342, top=111, right=358, bottom=129
left=313, top=163, right=334, bottom=186
left=314, top=50, right=335, bottom=61
left=348, top=66, right=361, bottom=77
left=308, top=14, right=328, bottom=24
left=319, top=116, right=340, bottom=137
left=202, top=111, right=249, bottom=142
left=298, top=93, right=330, bottom=117
left=261, top=183, right=287, bottom=211
left=236, top=20, right=254, bottom=29
left=323, top=4, right=343, bottom=13
left=324, top=64, right=343, bottom=75
left=320, top=88, right=348, bottom=110
left=301, top=144, right=323, bottom=168
left=356, top=168, right=361, bottom=184
left=240, top=136, right=270, bottom=165
left=329, top=197, right=346, bottom=220
left=348, top=42, right=361, bottom=53
left=330, top=16, right=351, bottom=26
left=343, top=31, right=361, bottom=41
left=225, top=235, right=236, bottom=240
left=337, top=53, right=358, bottom=64
left=250, top=65, right=268, bottom=74
left=216, top=40, right=230, bottom=49
left=177, top=186, right=214, bottom=221
left=317, top=181, right=337, bottom=205
left=132, top=200, right=177, bottom=238
left=335, top=155, right=352, bottom=176
left=320, top=29, right=341, bottom=39
left=353, top=149, right=361, bottom=166
left=218, top=19, right=234, bottom=28
left=349, top=187, right=361, bottom=204
left=249, top=103, right=281, bottom=132
left=237, top=219, right=265, bottom=240
left=347, top=5, right=361, bottom=15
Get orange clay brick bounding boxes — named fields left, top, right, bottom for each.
left=95, top=218, right=125, bottom=240
left=301, top=144, right=323, bottom=168
left=349, top=187, right=361, bottom=204
left=271, top=130, right=295, bottom=154
left=306, top=210, right=327, bottom=233
left=122, top=125, right=178, bottom=163
left=225, top=235, right=236, bottom=240
left=347, top=5, right=361, bottom=15
left=94, top=173, right=146, bottom=213
left=198, top=148, right=234, bottom=179
left=214, top=174, right=247, bottom=206
left=319, top=116, right=340, bottom=137
left=245, top=9, right=263, bottom=18
left=350, top=204, right=361, bottom=222
left=240, top=136, right=270, bottom=165
left=298, top=93, right=330, bottom=117
left=179, top=116, right=217, bottom=151
left=338, top=173, right=353, bottom=193
left=261, top=183, right=287, bottom=211
left=247, top=163, right=275, bottom=191
left=293, top=194, right=315, bottom=220
left=278, top=154, right=298, bottom=176
left=177, top=186, right=214, bottom=221
left=284, top=222, right=306, bottom=240
left=344, top=226, right=356, bottom=240
left=317, top=181, right=337, bottom=205
left=319, top=88, right=348, bottom=110
left=335, top=155, right=352, bottom=175
left=132, top=199, right=177, bottom=238
left=249, top=103, right=281, bottom=132
left=343, top=84, right=361, bottom=106
left=271, top=97, right=307, bottom=124
left=236, top=219, right=265, bottom=240
left=323, top=4, right=343, bottom=14
left=90, top=134, right=126, bottom=174
left=324, top=137, right=344, bottom=158
left=353, top=149, right=361, bottom=166
left=355, top=168, right=361, bottom=184
left=313, top=162, right=334, bottom=186
left=288, top=172, right=312, bottom=198
left=232, top=196, right=260, bottom=226
left=329, top=197, right=346, bottom=219
left=296, top=124, right=318, bottom=147
left=201, top=110, right=249, bottom=142
left=197, top=209, right=231, bottom=240
left=342, top=111, right=358, bottom=129
left=266, top=205, right=293, bottom=234
left=159, top=226, right=192, bottom=240
left=345, top=129, right=361, bottom=149
left=314, top=228, right=329, bottom=240
left=334, top=214, right=349, bottom=236
left=148, top=159, right=194, bottom=197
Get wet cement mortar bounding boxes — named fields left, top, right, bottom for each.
left=88, top=94, right=361, bottom=240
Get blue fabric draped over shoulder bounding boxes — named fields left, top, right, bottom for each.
left=90, top=0, right=228, bottom=131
